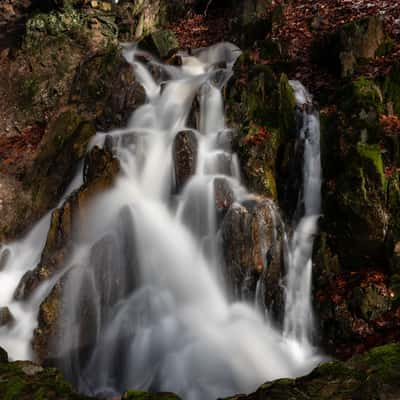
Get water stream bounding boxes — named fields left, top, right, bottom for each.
left=0, top=43, right=323, bottom=399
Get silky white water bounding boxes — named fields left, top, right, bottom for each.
left=0, top=43, right=323, bottom=399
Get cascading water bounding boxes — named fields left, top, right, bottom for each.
left=283, top=81, right=322, bottom=346
left=0, top=43, right=324, bottom=399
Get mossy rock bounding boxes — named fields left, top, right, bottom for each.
left=387, top=174, right=400, bottom=273
left=26, top=109, right=96, bottom=211
left=0, top=361, right=93, bottom=400
left=224, top=343, right=400, bottom=400
left=123, top=390, right=181, bottom=400
left=357, top=143, right=386, bottom=189
left=342, top=77, right=384, bottom=116
left=140, top=29, right=179, bottom=59
left=324, top=142, right=388, bottom=269
left=278, top=73, right=296, bottom=138
left=25, top=6, right=85, bottom=48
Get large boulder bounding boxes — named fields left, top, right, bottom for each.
left=220, top=197, right=284, bottom=321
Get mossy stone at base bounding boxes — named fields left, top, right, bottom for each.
left=123, top=390, right=181, bottom=400
left=0, top=361, right=93, bottom=400
left=223, top=343, right=400, bottom=400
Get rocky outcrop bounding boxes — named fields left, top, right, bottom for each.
left=224, top=343, right=400, bottom=400
left=221, top=197, right=284, bottom=320
left=312, top=66, right=400, bottom=356
left=0, top=1, right=145, bottom=243
left=14, top=145, right=120, bottom=302
left=173, top=130, right=198, bottom=193
left=226, top=54, right=297, bottom=204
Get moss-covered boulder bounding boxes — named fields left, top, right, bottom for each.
left=226, top=56, right=296, bottom=204
left=0, top=359, right=93, bottom=400
left=0, top=352, right=182, bottom=400
left=224, top=343, right=400, bottom=400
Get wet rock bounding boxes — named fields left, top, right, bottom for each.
left=223, top=343, right=400, bottom=400
left=32, top=281, right=63, bottom=364
left=32, top=206, right=139, bottom=365
left=0, top=247, right=10, bottom=271
left=214, top=177, right=234, bottom=223
left=173, top=130, right=198, bottom=193
left=0, top=307, right=15, bottom=327
left=140, top=29, right=179, bottom=59
left=0, top=347, right=8, bottom=363
left=220, top=197, right=284, bottom=321
left=14, top=146, right=120, bottom=302
left=71, top=47, right=146, bottom=131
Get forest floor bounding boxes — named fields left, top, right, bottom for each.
left=169, top=0, right=400, bottom=95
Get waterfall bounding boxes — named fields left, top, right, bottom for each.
left=283, top=81, right=321, bottom=345
left=0, top=43, right=324, bottom=400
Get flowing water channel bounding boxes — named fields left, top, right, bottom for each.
left=0, top=42, right=323, bottom=399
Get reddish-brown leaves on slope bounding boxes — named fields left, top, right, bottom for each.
left=0, top=124, right=44, bottom=171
